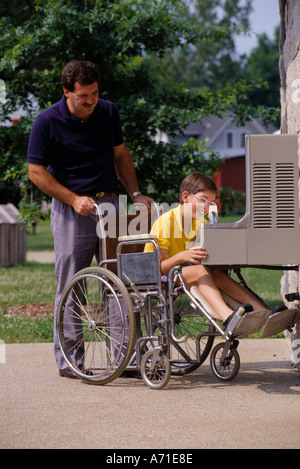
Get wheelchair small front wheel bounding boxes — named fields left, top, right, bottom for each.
left=141, top=350, right=171, bottom=390
left=210, top=342, right=240, bottom=381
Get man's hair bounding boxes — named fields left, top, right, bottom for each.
left=61, top=61, right=100, bottom=91
left=179, top=172, right=217, bottom=203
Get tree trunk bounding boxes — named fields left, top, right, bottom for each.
left=279, top=0, right=300, bottom=373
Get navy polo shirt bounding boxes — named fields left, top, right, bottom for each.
left=27, top=95, right=124, bottom=193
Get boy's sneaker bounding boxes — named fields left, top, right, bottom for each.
left=270, top=303, right=286, bottom=316
left=223, top=303, right=253, bottom=330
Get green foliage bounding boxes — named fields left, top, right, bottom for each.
left=150, top=0, right=253, bottom=88
left=244, top=27, right=281, bottom=122
left=218, top=186, right=245, bottom=216
left=0, top=0, right=278, bottom=221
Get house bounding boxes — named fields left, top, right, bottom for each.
left=0, top=92, right=39, bottom=126
left=173, top=114, right=277, bottom=192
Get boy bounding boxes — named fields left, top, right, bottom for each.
left=145, top=172, right=265, bottom=329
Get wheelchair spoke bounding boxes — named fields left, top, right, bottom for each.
left=170, top=295, right=215, bottom=375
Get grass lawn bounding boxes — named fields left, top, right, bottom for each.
left=0, top=261, right=284, bottom=343
left=27, top=219, right=54, bottom=251
left=0, top=262, right=56, bottom=343
left=0, top=315, right=54, bottom=343
left=0, top=262, right=56, bottom=312
left=0, top=216, right=285, bottom=343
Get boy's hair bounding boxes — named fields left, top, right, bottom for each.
left=61, top=61, right=100, bottom=91
left=179, top=172, right=217, bottom=203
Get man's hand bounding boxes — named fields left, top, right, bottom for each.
left=28, top=163, right=96, bottom=215
left=132, top=193, right=154, bottom=208
left=72, top=195, right=96, bottom=216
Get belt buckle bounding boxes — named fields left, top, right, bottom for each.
left=96, top=191, right=104, bottom=198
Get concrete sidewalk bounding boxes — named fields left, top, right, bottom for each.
left=26, top=251, right=55, bottom=263
left=0, top=339, right=299, bottom=449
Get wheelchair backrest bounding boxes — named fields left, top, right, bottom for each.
left=116, top=240, right=161, bottom=287
left=96, top=203, right=161, bottom=283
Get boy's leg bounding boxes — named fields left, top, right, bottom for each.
left=182, top=265, right=266, bottom=323
left=182, top=264, right=233, bottom=321
left=210, top=269, right=266, bottom=311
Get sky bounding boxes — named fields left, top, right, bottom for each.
left=235, top=0, right=281, bottom=55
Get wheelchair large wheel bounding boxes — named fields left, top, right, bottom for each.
left=169, top=294, right=215, bottom=375
left=57, top=266, right=135, bottom=384
left=210, top=342, right=240, bottom=381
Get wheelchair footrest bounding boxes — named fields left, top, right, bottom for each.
left=228, top=309, right=270, bottom=337
left=262, top=307, right=300, bottom=337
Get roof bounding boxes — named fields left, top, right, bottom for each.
left=0, top=204, right=21, bottom=224
left=181, top=113, right=277, bottom=141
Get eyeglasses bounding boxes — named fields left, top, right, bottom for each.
left=190, top=194, right=217, bottom=207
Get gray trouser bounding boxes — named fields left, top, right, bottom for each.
left=51, top=194, right=120, bottom=370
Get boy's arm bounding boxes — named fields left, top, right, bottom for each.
left=160, top=249, right=184, bottom=275
left=159, top=247, right=207, bottom=275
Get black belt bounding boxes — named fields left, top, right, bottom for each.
left=77, top=191, right=114, bottom=198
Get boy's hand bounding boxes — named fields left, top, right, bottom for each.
left=184, top=246, right=207, bottom=264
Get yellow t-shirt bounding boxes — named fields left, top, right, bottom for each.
left=144, top=204, right=205, bottom=258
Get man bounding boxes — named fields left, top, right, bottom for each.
left=27, top=61, right=151, bottom=378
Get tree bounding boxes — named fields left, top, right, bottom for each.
left=279, top=0, right=300, bottom=374
left=150, top=0, right=252, bottom=89
left=245, top=27, right=280, bottom=111
left=0, top=0, right=277, bottom=223
left=153, top=2, right=281, bottom=128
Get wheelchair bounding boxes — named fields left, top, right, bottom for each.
left=56, top=196, right=300, bottom=389
left=56, top=201, right=211, bottom=389
left=56, top=134, right=300, bottom=388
